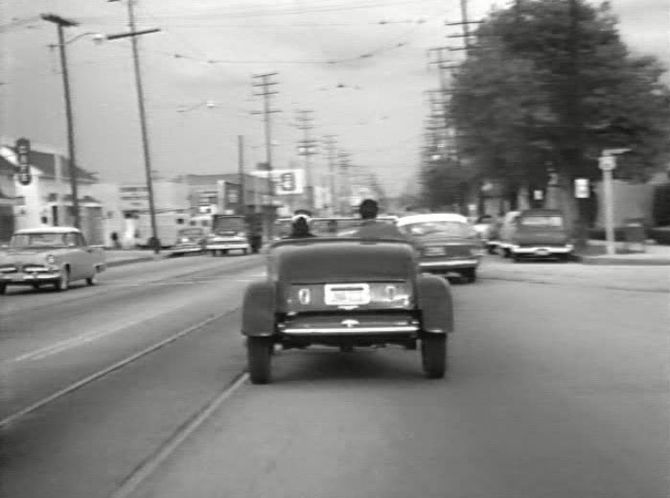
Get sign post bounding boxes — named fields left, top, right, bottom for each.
left=599, top=154, right=616, bottom=256
left=15, top=138, right=32, bottom=186
left=599, top=149, right=630, bottom=256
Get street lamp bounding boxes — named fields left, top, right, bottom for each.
left=106, top=0, right=161, bottom=253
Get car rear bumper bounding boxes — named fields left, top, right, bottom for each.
left=419, top=259, right=479, bottom=271
left=278, top=313, right=420, bottom=336
left=511, top=245, right=573, bottom=255
left=206, top=242, right=250, bottom=251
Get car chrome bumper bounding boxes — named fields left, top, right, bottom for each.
left=1, top=272, right=61, bottom=283
left=206, top=243, right=250, bottom=250
left=419, top=259, right=479, bottom=269
left=512, top=245, right=573, bottom=255
left=280, top=324, right=420, bottom=335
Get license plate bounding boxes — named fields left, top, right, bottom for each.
left=536, top=248, right=550, bottom=256
left=424, top=246, right=445, bottom=256
left=324, top=283, right=370, bottom=306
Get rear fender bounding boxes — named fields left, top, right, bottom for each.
left=242, top=280, right=277, bottom=337
left=416, top=274, right=453, bottom=334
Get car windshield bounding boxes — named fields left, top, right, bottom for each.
left=520, top=215, right=563, bottom=228
left=400, top=221, right=474, bottom=238
left=9, top=233, right=68, bottom=248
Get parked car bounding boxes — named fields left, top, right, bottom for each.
left=168, top=227, right=207, bottom=256
left=0, top=227, right=105, bottom=294
left=241, top=237, right=454, bottom=383
left=205, top=215, right=251, bottom=256
left=496, top=210, right=522, bottom=258
left=397, top=213, right=484, bottom=283
left=510, top=209, right=573, bottom=261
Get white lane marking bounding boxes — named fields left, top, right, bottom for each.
left=0, top=311, right=234, bottom=429
left=10, top=307, right=178, bottom=363
left=110, top=372, right=249, bottom=498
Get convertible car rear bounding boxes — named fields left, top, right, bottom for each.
left=241, top=238, right=454, bottom=383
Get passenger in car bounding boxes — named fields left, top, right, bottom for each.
left=286, top=212, right=316, bottom=239
left=353, top=199, right=407, bottom=240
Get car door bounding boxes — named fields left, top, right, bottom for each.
left=66, top=233, right=90, bottom=280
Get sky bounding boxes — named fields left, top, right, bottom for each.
left=1, top=0, right=669, bottom=197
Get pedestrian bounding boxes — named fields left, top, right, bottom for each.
left=110, top=231, right=121, bottom=249
left=286, top=211, right=315, bottom=239
left=351, top=199, right=407, bottom=240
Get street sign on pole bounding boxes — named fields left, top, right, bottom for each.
left=15, top=137, right=32, bottom=186
left=574, top=178, right=589, bottom=198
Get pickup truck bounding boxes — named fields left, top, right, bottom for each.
left=0, top=226, right=106, bottom=294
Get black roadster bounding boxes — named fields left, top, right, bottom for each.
left=241, top=237, right=454, bottom=383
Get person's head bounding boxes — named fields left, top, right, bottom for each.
left=291, top=212, right=312, bottom=235
left=358, top=199, right=379, bottom=220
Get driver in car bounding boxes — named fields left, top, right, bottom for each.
left=352, top=199, right=408, bottom=240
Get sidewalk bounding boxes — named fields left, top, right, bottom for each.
left=575, top=240, right=670, bottom=266
left=103, top=249, right=167, bottom=268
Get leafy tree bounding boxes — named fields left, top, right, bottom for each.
left=445, top=0, right=670, bottom=224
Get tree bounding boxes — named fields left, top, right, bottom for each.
left=447, top=0, right=670, bottom=228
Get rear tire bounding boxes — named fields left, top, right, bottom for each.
left=421, top=334, right=447, bottom=379
left=86, top=272, right=97, bottom=286
left=247, top=337, right=273, bottom=384
left=54, top=268, right=70, bottom=292
left=0, top=283, right=6, bottom=295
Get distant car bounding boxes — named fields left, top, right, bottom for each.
left=241, top=237, right=454, bottom=383
left=510, top=209, right=573, bottom=261
left=496, top=210, right=522, bottom=258
left=169, top=227, right=207, bottom=256
left=206, top=215, right=251, bottom=256
left=0, top=227, right=106, bottom=294
left=397, top=213, right=484, bottom=283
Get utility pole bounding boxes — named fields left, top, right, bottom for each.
left=459, top=0, right=471, bottom=49
left=337, top=150, right=351, bottom=215
left=323, top=135, right=338, bottom=215
left=41, top=14, right=80, bottom=229
left=295, top=109, right=317, bottom=211
left=238, top=135, right=245, bottom=215
left=106, top=0, right=162, bottom=253
left=252, top=73, right=279, bottom=202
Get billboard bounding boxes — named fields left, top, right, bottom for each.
left=251, top=169, right=305, bottom=195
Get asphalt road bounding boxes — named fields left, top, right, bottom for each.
left=1, top=255, right=668, bottom=498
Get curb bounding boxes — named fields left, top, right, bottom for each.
left=106, top=255, right=166, bottom=268
left=574, top=255, right=670, bottom=266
